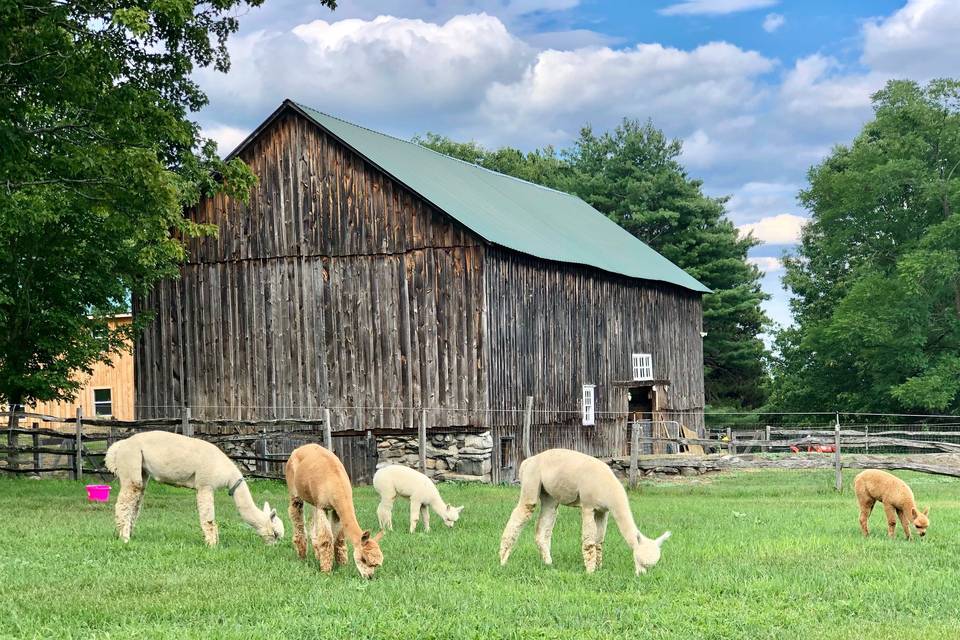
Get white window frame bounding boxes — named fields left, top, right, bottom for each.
left=632, top=353, right=653, bottom=381
left=582, top=384, right=595, bottom=426
left=93, top=388, right=113, bottom=417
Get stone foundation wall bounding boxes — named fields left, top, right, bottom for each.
left=376, top=431, right=493, bottom=482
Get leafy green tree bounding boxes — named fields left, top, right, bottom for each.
left=770, top=79, right=960, bottom=413
left=0, top=0, right=334, bottom=411
left=418, top=121, right=769, bottom=408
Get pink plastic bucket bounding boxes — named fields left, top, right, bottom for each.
left=86, top=484, right=111, bottom=502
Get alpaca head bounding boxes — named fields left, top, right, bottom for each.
left=353, top=530, right=384, bottom=579
left=442, top=505, right=464, bottom=527
left=634, top=531, right=671, bottom=575
left=912, top=506, right=930, bottom=537
left=258, top=501, right=285, bottom=544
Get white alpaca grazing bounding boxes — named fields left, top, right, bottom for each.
left=105, top=430, right=285, bottom=546
left=373, top=465, right=464, bottom=533
left=499, top=449, right=670, bottom=576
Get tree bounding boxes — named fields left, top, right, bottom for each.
left=0, top=0, right=336, bottom=411
left=417, top=121, right=769, bottom=408
left=770, top=79, right=960, bottom=413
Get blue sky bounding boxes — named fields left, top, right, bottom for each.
left=194, top=0, right=960, bottom=330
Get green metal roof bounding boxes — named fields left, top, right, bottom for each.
left=252, top=101, right=709, bottom=293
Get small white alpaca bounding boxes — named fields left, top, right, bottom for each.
left=373, top=465, right=464, bottom=533
left=105, top=430, right=285, bottom=546
left=499, top=448, right=670, bottom=575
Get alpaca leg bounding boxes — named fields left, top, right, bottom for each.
left=377, top=496, right=395, bottom=531
left=897, top=508, right=913, bottom=541
left=581, top=507, right=599, bottom=573
left=330, top=511, right=348, bottom=566
left=311, top=509, right=335, bottom=572
left=421, top=504, right=431, bottom=533
left=129, top=478, right=148, bottom=536
left=289, top=497, right=307, bottom=559
left=499, top=501, right=537, bottom=566
left=594, top=510, right=609, bottom=571
left=410, top=499, right=422, bottom=533
left=196, top=486, right=218, bottom=546
left=534, top=496, right=559, bottom=565
left=883, top=503, right=898, bottom=538
left=859, top=498, right=875, bottom=537
left=114, top=483, right=143, bottom=543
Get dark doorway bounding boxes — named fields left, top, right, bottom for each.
left=628, top=385, right=655, bottom=456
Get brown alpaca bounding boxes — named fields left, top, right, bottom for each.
left=854, top=469, right=930, bottom=540
left=285, top=444, right=384, bottom=578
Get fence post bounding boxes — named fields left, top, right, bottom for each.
left=182, top=407, right=193, bottom=437
left=256, top=428, right=267, bottom=476
left=74, top=408, right=83, bottom=481
left=865, top=425, right=869, bottom=454
left=763, top=425, right=771, bottom=453
left=834, top=412, right=842, bottom=492
left=32, top=424, right=39, bottom=473
left=323, top=408, right=333, bottom=453
left=419, top=409, right=428, bottom=473
left=6, top=405, right=19, bottom=472
left=522, top=396, right=533, bottom=459
left=726, top=427, right=734, bottom=455
left=629, top=421, right=640, bottom=488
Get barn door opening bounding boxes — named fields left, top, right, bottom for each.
left=628, top=385, right=655, bottom=456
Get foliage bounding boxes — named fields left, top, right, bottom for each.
left=0, top=0, right=330, bottom=407
left=770, top=79, right=960, bottom=413
left=418, top=121, right=769, bottom=407
left=2, top=471, right=958, bottom=638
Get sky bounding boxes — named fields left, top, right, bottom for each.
left=194, top=0, right=960, bottom=330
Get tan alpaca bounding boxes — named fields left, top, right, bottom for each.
left=104, top=431, right=284, bottom=545
left=373, top=465, right=464, bottom=533
left=499, top=449, right=670, bottom=576
left=285, top=444, right=384, bottom=579
left=854, top=469, right=930, bottom=540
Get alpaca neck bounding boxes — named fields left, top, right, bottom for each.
left=231, top=482, right=270, bottom=531
left=332, top=494, right=365, bottom=544
left=426, top=491, right=448, bottom=517
left=610, top=493, right=641, bottom=549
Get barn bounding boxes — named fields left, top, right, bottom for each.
left=134, top=100, right=709, bottom=483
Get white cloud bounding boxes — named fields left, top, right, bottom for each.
left=725, top=181, right=801, bottom=225
left=863, top=0, right=960, bottom=78
left=747, top=256, right=783, bottom=273
left=204, top=124, right=251, bottom=156
left=195, top=14, right=531, bottom=131
left=778, top=54, right=881, bottom=134
left=480, top=41, right=774, bottom=144
left=738, top=213, right=808, bottom=244
left=762, top=13, right=784, bottom=32
left=660, top=0, right=777, bottom=17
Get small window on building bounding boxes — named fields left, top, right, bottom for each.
left=93, top=388, right=113, bottom=416
left=582, top=384, right=595, bottom=426
left=632, top=353, right=653, bottom=381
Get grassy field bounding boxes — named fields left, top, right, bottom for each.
left=1, top=469, right=959, bottom=639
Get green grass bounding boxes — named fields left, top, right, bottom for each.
left=2, top=470, right=959, bottom=639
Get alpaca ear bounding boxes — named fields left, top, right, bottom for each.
left=655, top=531, right=672, bottom=547
left=361, top=530, right=371, bottom=542
left=455, top=505, right=464, bottom=514
left=270, top=509, right=277, bottom=520
left=372, top=531, right=384, bottom=543
left=924, top=506, right=930, bottom=516
left=263, top=501, right=271, bottom=515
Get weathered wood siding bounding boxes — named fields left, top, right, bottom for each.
left=136, top=112, right=487, bottom=429
left=484, top=246, right=705, bottom=439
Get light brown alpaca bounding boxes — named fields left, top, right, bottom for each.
left=854, top=469, right=930, bottom=540
left=285, top=444, right=384, bottom=579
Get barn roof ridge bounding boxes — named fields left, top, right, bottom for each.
left=290, top=101, right=583, bottom=202
left=228, top=100, right=710, bottom=294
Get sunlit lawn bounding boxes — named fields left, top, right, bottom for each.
left=1, top=469, right=958, bottom=639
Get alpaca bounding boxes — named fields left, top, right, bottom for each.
left=104, top=430, right=284, bottom=546
left=499, top=448, right=670, bottom=575
left=285, top=443, right=384, bottom=579
left=854, top=469, right=930, bottom=539
left=372, top=465, right=464, bottom=533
